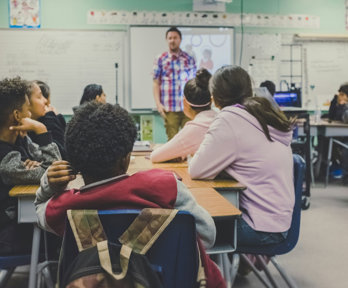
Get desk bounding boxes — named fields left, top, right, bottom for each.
left=299, top=119, right=348, bottom=186
left=10, top=158, right=243, bottom=288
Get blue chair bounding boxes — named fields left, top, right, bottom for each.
left=237, top=154, right=305, bottom=288
left=0, top=254, right=32, bottom=286
left=59, top=209, right=199, bottom=288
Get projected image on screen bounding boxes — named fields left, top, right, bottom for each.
left=181, top=29, right=232, bottom=74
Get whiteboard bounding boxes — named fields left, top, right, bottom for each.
left=303, top=42, right=348, bottom=109
left=129, top=26, right=235, bottom=110
left=0, top=29, right=125, bottom=114
left=236, top=33, right=282, bottom=88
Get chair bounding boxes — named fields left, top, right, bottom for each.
left=0, top=254, right=32, bottom=287
left=236, top=154, right=306, bottom=288
left=289, top=112, right=312, bottom=209
left=59, top=209, right=199, bottom=288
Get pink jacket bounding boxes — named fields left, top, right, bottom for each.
left=189, top=106, right=294, bottom=233
left=150, top=110, right=217, bottom=163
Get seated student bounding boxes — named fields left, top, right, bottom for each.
left=79, top=83, right=106, bottom=105
left=319, top=83, right=348, bottom=182
left=260, top=80, right=276, bottom=96
left=0, top=77, right=61, bottom=255
left=327, top=83, right=348, bottom=122
left=72, top=84, right=106, bottom=113
left=189, top=66, right=295, bottom=248
left=150, top=68, right=216, bottom=163
left=255, top=80, right=279, bottom=110
left=35, top=102, right=225, bottom=288
left=27, top=80, right=67, bottom=159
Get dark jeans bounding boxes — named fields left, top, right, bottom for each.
left=236, top=218, right=287, bottom=248
left=0, top=222, right=33, bottom=256
left=0, top=222, right=61, bottom=259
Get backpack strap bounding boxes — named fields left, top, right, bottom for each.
left=97, top=240, right=132, bottom=280
left=67, top=209, right=107, bottom=252
left=119, top=208, right=178, bottom=254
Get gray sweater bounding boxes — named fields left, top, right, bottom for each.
left=0, top=133, right=61, bottom=224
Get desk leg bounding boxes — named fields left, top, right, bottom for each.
left=325, top=138, right=333, bottom=187
left=28, top=224, right=41, bottom=288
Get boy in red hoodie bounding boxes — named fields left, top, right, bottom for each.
left=35, top=102, right=225, bottom=287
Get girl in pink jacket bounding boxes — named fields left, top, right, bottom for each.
left=151, top=68, right=217, bottom=163
left=189, top=65, right=295, bottom=247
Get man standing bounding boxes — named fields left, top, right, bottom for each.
left=153, top=27, right=196, bottom=140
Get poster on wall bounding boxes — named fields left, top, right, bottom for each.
left=9, top=0, right=41, bottom=28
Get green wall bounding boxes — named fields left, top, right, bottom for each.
left=1, top=0, right=347, bottom=33
left=1, top=0, right=347, bottom=142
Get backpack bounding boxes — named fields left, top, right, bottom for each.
left=58, top=208, right=206, bottom=288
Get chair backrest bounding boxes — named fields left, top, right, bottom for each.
left=59, top=209, right=199, bottom=288
left=238, top=154, right=306, bottom=256
left=0, top=255, right=32, bottom=269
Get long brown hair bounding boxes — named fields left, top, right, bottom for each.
left=210, top=65, right=294, bottom=141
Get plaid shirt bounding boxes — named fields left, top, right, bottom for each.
left=153, top=50, right=196, bottom=112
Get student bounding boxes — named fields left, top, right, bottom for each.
left=329, top=84, right=348, bottom=182
left=0, top=77, right=61, bottom=255
left=150, top=68, right=216, bottom=163
left=326, top=83, right=348, bottom=122
left=35, top=102, right=225, bottom=288
left=189, top=65, right=295, bottom=248
left=319, top=83, right=348, bottom=182
left=28, top=80, right=67, bottom=159
left=79, top=83, right=106, bottom=105
left=260, top=80, right=276, bottom=96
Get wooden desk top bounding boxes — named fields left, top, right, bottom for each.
left=128, top=156, right=245, bottom=189
left=190, top=187, right=241, bottom=217
left=9, top=181, right=241, bottom=218
left=9, top=155, right=244, bottom=218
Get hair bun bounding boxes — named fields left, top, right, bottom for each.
left=195, top=68, right=211, bottom=90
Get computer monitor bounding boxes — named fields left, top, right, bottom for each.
left=273, top=90, right=301, bottom=107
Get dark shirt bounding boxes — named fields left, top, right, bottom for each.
left=328, top=95, right=348, bottom=121
left=29, top=111, right=66, bottom=159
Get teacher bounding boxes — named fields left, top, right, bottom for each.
left=153, top=27, right=197, bottom=140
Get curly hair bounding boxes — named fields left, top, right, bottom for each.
left=65, top=102, right=137, bottom=180
left=0, top=77, right=27, bottom=128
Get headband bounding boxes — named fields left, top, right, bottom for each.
left=184, top=97, right=211, bottom=108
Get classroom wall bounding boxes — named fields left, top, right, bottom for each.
left=1, top=0, right=347, bottom=143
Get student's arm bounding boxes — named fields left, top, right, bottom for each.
left=150, top=124, right=197, bottom=163
left=189, top=115, right=237, bottom=179
left=174, top=179, right=216, bottom=249
left=0, top=151, right=47, bottom=185
left=0, top=128, right=61, bottom=185
left=342, top=105, right=348, bottom=123
left=35, top=160, right=75, bottom=233
left=36, top=111, right=66, bottom=159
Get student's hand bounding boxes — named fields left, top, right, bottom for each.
left=9, top=117, right=47, bottom=135
left=47, top=160, right=76, bottom=191
left=156, top=103, right=167, bottom=119
left=45, top=105, right=57, bottom=115
left=23, top=159, right=41, bottom=170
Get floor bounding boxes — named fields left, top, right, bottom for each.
left=4, top=181, right=348, bottom=288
